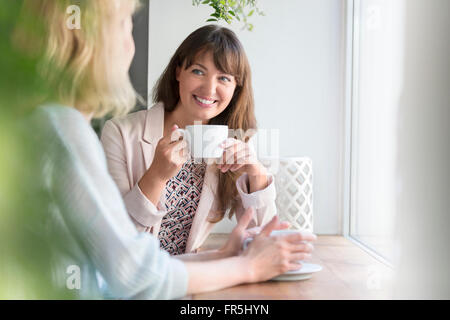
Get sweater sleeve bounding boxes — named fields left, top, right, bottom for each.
left=43, top=108, right=188, bottom=299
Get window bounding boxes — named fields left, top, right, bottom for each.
left=345, top=0, right=405, bottom=263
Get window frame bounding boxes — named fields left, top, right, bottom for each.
left=342, top=0, right=394, bottom=268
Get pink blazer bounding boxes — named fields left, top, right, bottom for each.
left=100, top=103, right=277, bottom=252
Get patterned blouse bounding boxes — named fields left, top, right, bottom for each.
left=157, top=158, right=207, bottom=255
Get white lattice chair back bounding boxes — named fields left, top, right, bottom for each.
left=260, top=157, right=313, bottom=232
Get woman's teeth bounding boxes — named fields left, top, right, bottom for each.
left=194, top=95, right=216, bottom=105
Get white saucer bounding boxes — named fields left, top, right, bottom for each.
left=271, top=273, right=313, bottom=281
left=271, top=262, right=322, bottom=282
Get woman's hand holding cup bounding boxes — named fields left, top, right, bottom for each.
left=217, top=138, right=266, bottom=177
left=240, top=213, right=317, bottom=283
left=219, top=207, right=290, bottom=257
left=138, top=124, right=189, bottom=205
left=147, top=124, right=189, bottom=182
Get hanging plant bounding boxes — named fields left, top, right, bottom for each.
left=192, top=0, right=264, bottom=31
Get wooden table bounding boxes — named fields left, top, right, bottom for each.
left=185, top=234, right=394, bottom=300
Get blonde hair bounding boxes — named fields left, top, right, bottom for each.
left=19, top=0, right=141, bottom=118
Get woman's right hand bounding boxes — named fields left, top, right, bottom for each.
left=242, top=216, right=317, bottom=283
left=146, top=124, right=188, bottom=182
left=138, top=125, right=188, bottom=204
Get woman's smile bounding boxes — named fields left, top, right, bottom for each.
left=192, top=94, right=218, bottom=108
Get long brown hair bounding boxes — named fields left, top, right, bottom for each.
left=153, top=25, right=256, bottom=222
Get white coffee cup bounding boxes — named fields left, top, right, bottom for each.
left=173, top=125, right=228, bottom=160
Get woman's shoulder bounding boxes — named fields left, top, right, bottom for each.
left=106, top=109, right=147, bottom=130
left=32, top=104, right=94, bottom=141
left=28, top=104, right=106, bottom=165
left=104, top=103, right=163, bottom=132
left=101, top=102, right=164, bottom=142
left=34, top=103, right=84, bottom=124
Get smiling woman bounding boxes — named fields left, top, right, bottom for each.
left=100, top=25, right=276, bottom=255
left=152, top=25, right=259, bottom=220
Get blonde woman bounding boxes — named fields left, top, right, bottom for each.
left=20, top=0, right=316, bottom=299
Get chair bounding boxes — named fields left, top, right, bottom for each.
left=261, top=157, right=314, bottom=232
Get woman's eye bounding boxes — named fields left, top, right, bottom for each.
left=219, top=76, right=231, bottom=82
left=192, top=69, right=204, bottom=75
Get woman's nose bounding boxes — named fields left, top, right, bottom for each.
left=201, top=77, right=217, bottom=97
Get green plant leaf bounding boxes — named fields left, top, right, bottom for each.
left=193, top=0, right=264, bottom=31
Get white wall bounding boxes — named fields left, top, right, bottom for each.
left=148, top=0, right=346, bottom=234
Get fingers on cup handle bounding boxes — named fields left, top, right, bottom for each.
left=168, top=125, right=185, bottom=143
left=169, top=140, right=188, bottom=163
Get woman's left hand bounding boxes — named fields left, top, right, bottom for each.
left=217, top=138, right=266, bottom=176
left=220, top=207, right=290, bottom=257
